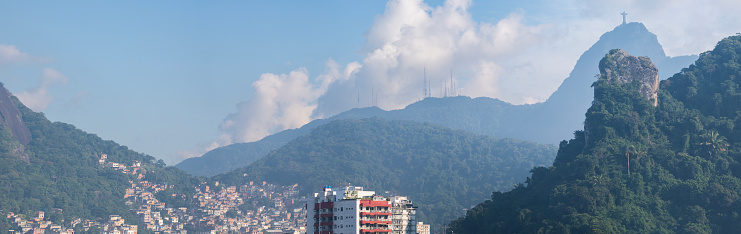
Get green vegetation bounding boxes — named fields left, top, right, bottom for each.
left=180, top=23, right=697, bottom=179
left=214, top=117, right=557, bottom=229
left=0, top=95, right=203, bottom=229
left=450, top=35, right=741, bottom=233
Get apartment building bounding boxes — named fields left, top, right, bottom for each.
left=307, top=186, right=420, bottom=234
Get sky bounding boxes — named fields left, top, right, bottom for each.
left=1, top=0, right=740, bottom=165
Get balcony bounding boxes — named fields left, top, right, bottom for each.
left=360, top=212, right=392, bottom=216
left=360, top=229, right=391, bottom=233
left=361, top=218, right=391, bottom=222
left=360, top=220, right=392, bottom=225
left=359, top=200, right=391, bottom=208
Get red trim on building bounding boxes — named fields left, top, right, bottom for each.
left=320, top=231, right=334, bottom=234
left=320, top=202, right=334, bottom=209
left=360, top=220, right=392, bottom=225
left=359, top=200, right=391, bottom=207
left=360, top=229, right=392, bottom=233
left=320, top=222, right=333, bottom=226
left=359, top=212, right=392, bottom=216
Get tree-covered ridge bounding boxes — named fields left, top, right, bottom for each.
left=213, top=117, right=557, bottom=230
left=450, top=35, right=741, bottom=233
left=179, top=22, right=697, bottom=178
left=0, top=95, right=202, bottom=231
left=177, top=97, right=530, bottom=177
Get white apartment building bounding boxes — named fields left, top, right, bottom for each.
left=391, top=196, right=416, bottom=234
left=307, top=186, right=421, bottom=234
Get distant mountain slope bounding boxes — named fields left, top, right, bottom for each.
left=512, top=22, right=698, bottom=143
left=177, top=97, right=536, bottom=177
left=387, top=96, right=538, bottom=136
left=450, top=36, right=741, bottom=233
left=179, top=23, right=696, bottom=177
left=0, top=84, right=201, bottom=231
left=175, top=107, right=388, bottom=176
left=213, top=118, right=558, bottom=229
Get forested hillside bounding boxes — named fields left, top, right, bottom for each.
left=175, top=107, right=388, bottom=176
left=213, top=118, right=557, bottom=229
left=178, top=22, right=696, bottom=177
left=0, top=90, right=202, bottom=231
left=450, top=35, right=741, bottom=233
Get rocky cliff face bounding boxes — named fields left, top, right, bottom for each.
left=598, top=49, right=660, bottom=106
left=0, top=84, right=31, bottom=146
left=510, top=22, right=694, bottom=143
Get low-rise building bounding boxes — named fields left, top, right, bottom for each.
left=416, top=222, right=430, bottom=234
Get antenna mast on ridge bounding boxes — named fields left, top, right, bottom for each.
left=450, top=68, right=455, bottom=97
left=423, top=67, right=428, bottom=98
left=371, top=85, right=375, bottom=107
left=370, top=84, right=378, bottom=107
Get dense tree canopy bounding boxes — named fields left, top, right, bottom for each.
left=214, top=117, right=558, bottom=230
left=450, top=35, right=741, bottom=233
left=0, top=95, right=203, bottom=230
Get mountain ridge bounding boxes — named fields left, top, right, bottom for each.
left=212, top=117, right=558, bottom=230
left=177, top=22, right=698, bottom=177
left=511, top=22, right=698, bottom=143
left=0, top=83, right=202, bottom=232
left=449, top=34, right=741, bottom=233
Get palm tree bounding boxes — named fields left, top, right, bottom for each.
left=625, top=145, right=635, bottom=176
left=634, top=145, right=647, bottom=168
left=699, top=130, right=729, bottom=157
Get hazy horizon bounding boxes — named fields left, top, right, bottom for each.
left=1, top=0, right=739, bottom=164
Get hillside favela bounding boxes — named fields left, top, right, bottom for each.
left=2, top=1, right=741, bottom=233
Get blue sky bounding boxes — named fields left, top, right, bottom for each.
left=1, top=1, right=388, bottom=163
left=1, top=0, right=740, bottom=164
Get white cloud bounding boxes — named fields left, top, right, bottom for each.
left=187, top=0, right=741, bottom=160
left=15, top=68, right=68, bottom=111
left=223, top=69, right=318, bottom=143
left=220, top=59, right=359, bottom=144
left=190, top=0, right=583, bottom=160
left=464, top=61, right=502, bottom=97
left=174, top=60, right=361, bottom=161
left=317, top=0, right=564, bottom=114
left=175, top=133, right=232, bottom=161
left=0, top=44, right=30, bottom=68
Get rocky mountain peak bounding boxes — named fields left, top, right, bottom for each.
left=599, top=49, right=660, bottom=106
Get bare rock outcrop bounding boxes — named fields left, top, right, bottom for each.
left=0, top=84, right=31, bottom=146
left=598, top=49, right=660, bottom=106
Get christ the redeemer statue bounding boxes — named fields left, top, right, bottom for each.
left=621, top=11, right=628, bottom=24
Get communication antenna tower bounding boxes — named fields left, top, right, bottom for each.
left=423, top=67, right=428, bottom=98
left=450, top=68, right=455, bottom=97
